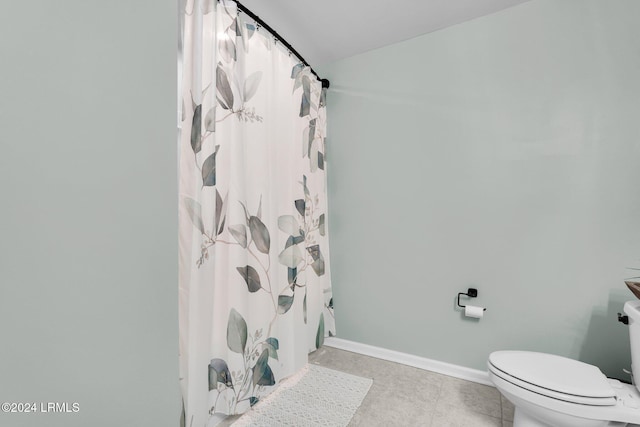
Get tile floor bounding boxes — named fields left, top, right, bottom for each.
left=309, top=346, right=515, bottom=427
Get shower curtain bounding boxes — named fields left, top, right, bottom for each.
left=178, top=1, right=335, bottom=425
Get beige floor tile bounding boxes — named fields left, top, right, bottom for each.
left=219, top=346, right=514, bottom=427
left=431, top=402, right=503, bottom=427
left=500, top=394, right=515, bottom=421
left=310, top=347, right=444, bottom=404
left=349, top=392, right=436, bottom=427
left=437, top=375, right=502, bottom=419
left=311, top=347, right=441, bottom=426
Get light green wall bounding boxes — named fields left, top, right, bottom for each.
left=0, top=1, right=178, bottom=426
left=320, top=0, right=640, bottom=375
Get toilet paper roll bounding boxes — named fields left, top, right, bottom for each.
left=465, top=305, right=485, bottom=319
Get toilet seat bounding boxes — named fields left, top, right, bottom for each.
left=488, top=351, right=617, bottom=406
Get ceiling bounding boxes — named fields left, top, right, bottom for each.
left=239, top=0, right=531, bottom=67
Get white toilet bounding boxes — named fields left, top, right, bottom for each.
left=488, top=300, right=640, bottom=427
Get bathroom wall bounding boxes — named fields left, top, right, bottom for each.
left=0, top=1, right=178, bottom=426
left=319, top=0, right=640, bottom=376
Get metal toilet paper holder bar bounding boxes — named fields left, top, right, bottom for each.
left=457, top=288, right=486, bottom=311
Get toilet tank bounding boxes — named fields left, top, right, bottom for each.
left=624, top=300, right=640, bottom=392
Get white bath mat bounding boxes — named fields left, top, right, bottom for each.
left=231, top=364, right=372, bottom=427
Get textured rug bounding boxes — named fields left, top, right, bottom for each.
left=231, top=364, right=373, bottom=427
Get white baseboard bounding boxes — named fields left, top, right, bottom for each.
left=324, top=337, right=492, bottom=386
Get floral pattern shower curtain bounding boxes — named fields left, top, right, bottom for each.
left=178, top=1, right=335, bottom=425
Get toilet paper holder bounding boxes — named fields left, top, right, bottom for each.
left=457, top=288, right=486, bottom=311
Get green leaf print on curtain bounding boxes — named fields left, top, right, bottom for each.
left=178, top=1, right=335, bottom=424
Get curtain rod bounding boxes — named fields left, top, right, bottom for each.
left=232, top=0, right=330, bottom=89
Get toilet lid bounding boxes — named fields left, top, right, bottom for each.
left=489, top=351, right=616, bottom=402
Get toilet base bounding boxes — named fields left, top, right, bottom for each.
left=512, top=403, right=627, bottom=427
left=514, top=408, right=552, bottom=427
left=490, top=367, right=634, bottom=427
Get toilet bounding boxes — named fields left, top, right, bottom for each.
left=488, top=300, right=640, bottom=427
